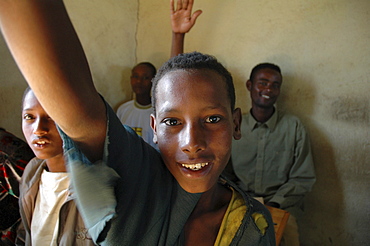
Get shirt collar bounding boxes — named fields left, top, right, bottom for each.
left=134, top=100, right=152, bottom=109
left=248, top=108, right=278, bottom=132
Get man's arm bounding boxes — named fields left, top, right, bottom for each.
left=0, top=0, right=106, bottom=162
left=170, top=0, right=202, bottom=57
left=269, top=123, right=316, bottom=210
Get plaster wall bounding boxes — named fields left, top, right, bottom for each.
left=1, top=0, right=369, bottom=245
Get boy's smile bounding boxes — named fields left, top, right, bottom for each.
left=151, top=69, right=241, bottom=193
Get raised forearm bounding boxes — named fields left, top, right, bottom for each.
left=171, top=32, right=185, bottom=57
left=0, top=0, right=106, bottom=162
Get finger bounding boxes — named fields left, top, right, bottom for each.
left=187, top=0, right=194, bottom=11
left=183, top=0, right=189, bottom=10
left=190, top=9, right=202, bottom=23
left=170, top=0, right=175, bottom=13
left=177, top=0, right=183, bottom=10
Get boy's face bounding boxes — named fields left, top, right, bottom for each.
left=22, top=91, right=63, bottom=160
left=130, top=64, right=154, bottom=96
left=151, top=69, right=241, bottom=193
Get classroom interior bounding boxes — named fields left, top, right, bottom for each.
left=1, top=0, right=369, bottom=245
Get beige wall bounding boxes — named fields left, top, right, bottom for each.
left=1, top=0, right=369, bottom=244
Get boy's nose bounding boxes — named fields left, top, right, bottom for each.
left=180, top=124, right=206, bottom=154
left=33, top=119, right=48, bottom=136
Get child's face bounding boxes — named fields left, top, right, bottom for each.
left=22, top=90, right=63, bottom=161
left=130, top=64, right=154, bottom=96
left=151, top=69, right=241, bottom=193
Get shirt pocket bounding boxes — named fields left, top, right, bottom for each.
left=272, top=149, right=294, bottom=181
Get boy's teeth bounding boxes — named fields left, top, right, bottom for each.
left=36, top=141, right=46, bottom=144
left=181, top=162, right=209, bottom=171
left=262, top=95, right=270, bottom=99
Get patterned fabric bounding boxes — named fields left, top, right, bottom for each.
left=0, top=128, right=34, bottom=245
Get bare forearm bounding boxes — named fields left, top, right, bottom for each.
left=171, top=32, right=185, bottom=57
left=0, top=0, right=106, bottom=161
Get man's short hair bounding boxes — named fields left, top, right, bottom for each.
left=134, top=62, right=157, bottom=77
left=249, top=63, right=282, bottom=82
left=151, top=52, right=235, bottom=113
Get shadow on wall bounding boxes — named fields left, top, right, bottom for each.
left=299, top=127, right=346, bottom=246
left=115, top=66, right=133, bottom=112
left=278, top=75, right=348, bottom=245
left=277, top=74, right=316, bottom=120
left=230, top=68, right=251, bottom=113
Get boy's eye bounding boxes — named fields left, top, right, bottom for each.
left=23, top=114, right=33, bottom=120
left=163, top=118, right=180, bottom=126
left=205, top=116, right=221, bottom=123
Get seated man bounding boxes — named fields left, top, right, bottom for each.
left=116, top=62, right=158, bottom=149
left=227, top=63, right=316, bottom=245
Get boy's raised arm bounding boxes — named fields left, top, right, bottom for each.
left=170, top=0, right=202, bottom=57
left=0, top=0, right=106, bottom=162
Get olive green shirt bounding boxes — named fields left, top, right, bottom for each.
left=231, top=110, right=316, bottom=217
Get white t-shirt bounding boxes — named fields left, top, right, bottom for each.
left=116, top=100, right=158, bottom=149
left=31, top=169, right=70, bottom=246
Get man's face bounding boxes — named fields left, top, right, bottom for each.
left=151, top=69, right=241, bottom=193
left=22, top=90, right=63, bottom=160
left=130, top=64, right=154, bottom=96
left=247, top=68, right=282, bottom=109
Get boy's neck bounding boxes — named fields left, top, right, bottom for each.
left=135, top=94, right=151, bottom=106
left=184, top=182, right=232, bottom=245
left=45, top=154, right=67, bottom=172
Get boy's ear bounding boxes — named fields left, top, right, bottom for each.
left=150, top=114, right=158, bottom=144
left=232, top=108, right=242, bottom=140
left=246, top=80, right=252, bottom=91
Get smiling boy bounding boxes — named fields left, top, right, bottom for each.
left=0, top=1, right=274, bottom=245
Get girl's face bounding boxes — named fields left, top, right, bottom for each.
left=22, top=90, right=63, bottom=161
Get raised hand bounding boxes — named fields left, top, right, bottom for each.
left=170, top=0, right=202, bottom=34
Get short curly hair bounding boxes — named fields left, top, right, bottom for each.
left=134, top=62, right=157, bottom=78
left=151, top=52, right=235, bottom=114
left=249, top=63, right=282, bottom=82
